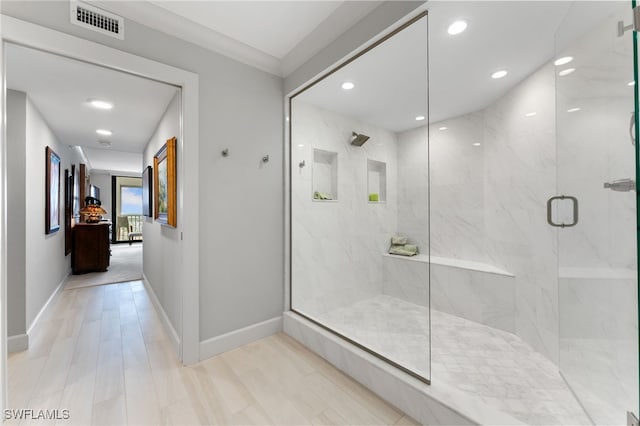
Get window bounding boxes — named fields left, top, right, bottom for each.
left=120, top=186, right=142, bottom=215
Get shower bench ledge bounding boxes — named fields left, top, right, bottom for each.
left=382, top=253, right=514, bottom=277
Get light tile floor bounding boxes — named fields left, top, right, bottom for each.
left=318, top=295, right=592, bottom=425
left=8, top=281, right=417, bottom=425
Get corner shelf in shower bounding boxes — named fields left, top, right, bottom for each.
left=367, top=159, right=387, bottom=203
left=312, top=148, right=338, bottom=202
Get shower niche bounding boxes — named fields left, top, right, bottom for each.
left=367, top=159, right=387, bottom=203
left=312, top=148, right=338, bottom=201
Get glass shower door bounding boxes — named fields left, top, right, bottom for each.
left=555, top=2, right=639, bottom=423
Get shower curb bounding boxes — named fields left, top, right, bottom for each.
left=283, top=311, right=523, bottom=425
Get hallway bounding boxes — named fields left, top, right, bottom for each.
left=64, top=244, right=143, bottom=290
left=8, top=280, right=416, bottom=425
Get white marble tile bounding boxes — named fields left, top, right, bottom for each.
left=283, top=311, right=520, bottom=426
left=559, top=274, right=638, bottom=426
left=381, top=254, right=516, bottom=333
left=291, top=101, right=399, bottom=317
left=311, top=296, right=590, bottom=424
left=290, top=8, right=639, bottom=425
left=286, top=298, right=592, bottom=425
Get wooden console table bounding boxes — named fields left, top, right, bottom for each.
left=72, top=222, right=110, bottom=274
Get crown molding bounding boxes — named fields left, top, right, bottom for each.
left=280, top=1, right=382, bottom=77
left=90, top=0, right=282, bottom=76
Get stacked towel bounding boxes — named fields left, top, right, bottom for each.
left=391, top=236, right=407, bottom=245
left=388, top=236, right=418, bottom=256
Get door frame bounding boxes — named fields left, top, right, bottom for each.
left=0, top=14, right=200, bottom=408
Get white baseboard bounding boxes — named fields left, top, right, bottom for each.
left=26, top=272, right=68, bottom=336
left=199, top=316, right=283, bottom=361
left=142, top=273, right=181, bottom=357
left=7, top=334, right=28, bottom=353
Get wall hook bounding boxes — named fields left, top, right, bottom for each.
left=299, top=160, right=306, bottom=168
left=262, top=155, right=269, bottom=163
left=221, top=148, right=229, bottom=157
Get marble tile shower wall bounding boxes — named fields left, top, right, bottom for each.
left=291, top=101, right=399, bottom=317
left=397, top=64, right=560, bottom=363
left=483, top=63, right=559, bottom=364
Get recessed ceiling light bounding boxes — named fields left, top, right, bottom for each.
left=341, top=82, right=355, bottom=90
left=491, top=70, right=508, bottom=79
left=629, top=81, right=636, bottom=86
left=558, top=68, right=575, bottom=77
left=472, top=142, right=481, bottom=146
left=439, top=126, right=448, bottom=131
left=448, top=20, right=467, bottom=35
left=96, top=129, right=112, bottom=136
left=554, top=56, right=573, bottom=66
left=297, top=144, right=304, bottom=148
left=567, top=107, right=581, bottom=113
left=415, top=115, right=425, bottom=121
left=89, top=99, right=113, bottom=110
left=525, top=112, right=537, bottom=117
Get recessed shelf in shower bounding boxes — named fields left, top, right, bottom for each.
left=367, top=159, right=387, bottom=203
left=312, top=148, right=338, bottom=201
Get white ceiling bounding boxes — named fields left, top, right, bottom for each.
left=295, top=1, right=619, bottom=131
left=152, top=1, right=343, bottom=59
left=94, top=0, right=382, bottom=77
left=426, top=1, right=573, bottom=123
left=296, top=16, right=428, bottom=133
left=6, top=1, right=625, bottom=168
left=6, top=44, right=178, bottom=174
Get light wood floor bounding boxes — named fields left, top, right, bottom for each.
left=8, top=280, right=418, bottom=425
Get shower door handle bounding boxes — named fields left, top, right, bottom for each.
left=547, top=195, right=579, bottom=228
left=630, top=112, right=636, bottom=146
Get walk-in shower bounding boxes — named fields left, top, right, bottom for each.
left=288, top=2, right=639, bottom=424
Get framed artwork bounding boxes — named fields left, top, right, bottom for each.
left=45, top=146, right=61, bottom=234
left=79, top=164, right=88, bottom=208
left=64, top=169, right=72, bottom=255
left=142, top=165, right=153, bottom=217
left=154, top=137, right=177, bottom=227
left=71, top=164, right=79, bottom=219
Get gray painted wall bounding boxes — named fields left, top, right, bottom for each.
left=7, top=90, right=86, bottom=339
left=89, top=172, right=112, bottom=218
left=143, top=91, right=182, bottom=336
left=7, top=90, right=26, bottom=337
left=2, top=0, right=424, bottom=347
left=24, top=97, right=78, bottom=328
left=1, top=1, right=284, bottom=342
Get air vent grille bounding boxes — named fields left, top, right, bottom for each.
left=70, top=1, right=124, bottom=40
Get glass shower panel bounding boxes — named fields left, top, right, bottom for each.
left=290, top=14, right=430, bottom=382
left=556, top=2, right=639, bottom=424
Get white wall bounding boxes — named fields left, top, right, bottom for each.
left=24, top=95, right=83, bottom=330
left=396, top=126, right=430, bottom=255
left=143, top=91, right=182, bottom=336
left=397, top=64, right=558, bottom=362
left=291, top=100, right=398, bottom=316
left=1, top=0, right=285, bottom=346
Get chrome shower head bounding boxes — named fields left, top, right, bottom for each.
left=351, top=132, right=370, bottom=146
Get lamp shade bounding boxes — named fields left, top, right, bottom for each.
left=80, top=202, right=107, bottom=223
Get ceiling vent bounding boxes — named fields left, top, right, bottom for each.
left=70, top=1, right=124, bottom=40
